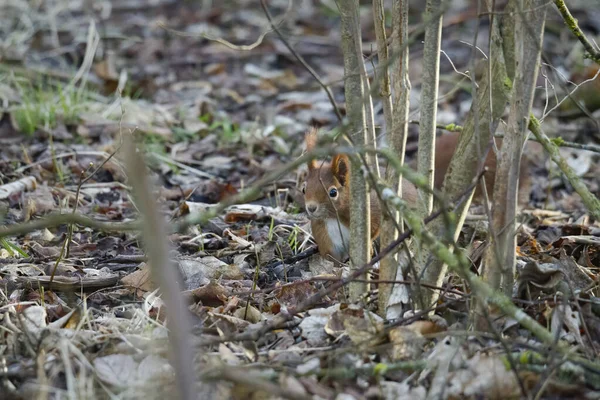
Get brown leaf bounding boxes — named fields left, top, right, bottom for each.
left=224, top=211, right=258, bottom=223
left=23, top=185, right=55, bottom=221
left=233, top=304, right=263, bottom=323
left=121, top=263, right=155, bottom=296
left=274, top=281, right=317, bottom=307
left=187, top=281, right=229, bottom=307
left=325, top=305, right=384, bottom=346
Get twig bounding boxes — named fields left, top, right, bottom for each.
left=263, top=246, right=318, bottom=271
left=65, top=102, right=125, bottom=259
left=0, top=213, right=140, bottom=239
left=204, top=367, right=311, bottom=400
left=541, top=66, right=600, bottom=121
left=318, top=360, right=426, bottom=379
left=409, top=119, right=463, bottom=132
left=150, top=152, right=216, bottom=179
left=15, top=151, right=124, bottom=174
left=529, top=115, right=600, bottom=219
left=498, top=132, right=600, bottom=154
left=553, top=0, right=600, bottom=64
left=65, top=167, right=93, bottom=259
left=372, top=0, right=394, bottom=147
left=157, top=13, right=281, bottom=52
left=259, top=0, right=343, bottom=122
left=18, top=273, right=119, bottom=292
left=312, top=277, right=467, bottom=298
left=409, top=119, right=600, bottom=154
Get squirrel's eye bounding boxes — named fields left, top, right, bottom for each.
left=302, top=186, right=306, bottom=194
left=329, top=188, right=338, bottom=198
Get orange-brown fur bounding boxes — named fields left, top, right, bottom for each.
left=303, top=129, right=536, bottom=263
left=432, top=133, right=535, bottom=204
left=303, top=128, right=417, bottom=263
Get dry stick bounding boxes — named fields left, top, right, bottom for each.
left=262, top=246, right=318, bottom=271
left=496, top=133, right=600, bottom=154
left=553, top=0, right=600, bottom=65
left=388, top=0, right=411, bottom=220
left=48, top=163, right=96, bottom=289
left=123, top=136, right=197, bottom=400
left=65, top=137, right=123, bottom=259
left=259, top=0, right=343, bottom=122
left=362, top=58, right=380, bottom=178
left=409, top=120, right=600, bottom=153
left=205, top=367, right=311, bottom=400
left=0, top=213, right=140, bottom=239
left=228, top=274, right=465, bottom=301
left=156, top=0, right=295, bottom=54
left=311, top=277, right=466, bottom=298
left=529, top=115, right=600, bottom=219
left=65, top=168, right=93, bottom=259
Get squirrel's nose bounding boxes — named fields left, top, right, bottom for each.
left=306, top=203, right=318, bottom=214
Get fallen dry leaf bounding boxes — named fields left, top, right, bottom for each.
left=121, top=263, right=155, bottom=296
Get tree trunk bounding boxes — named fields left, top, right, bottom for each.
left=483, top=0, right=548, bottom=299
left=379, top=0, right=411, bottom=318
left=416, top=0, right=443, bottom=217
left=338, top=0, right=370, bottom=302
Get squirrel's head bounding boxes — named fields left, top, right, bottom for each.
left=303, top=128, right=351, bottom=220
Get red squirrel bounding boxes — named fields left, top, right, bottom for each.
left=302, top=128, right=534, bottom=263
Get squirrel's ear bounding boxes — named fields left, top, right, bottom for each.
left=305, top=127, right=318, bottom=170
left=332, top=154, right=350, bottom=186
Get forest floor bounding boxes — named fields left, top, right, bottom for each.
left=1, top=0, right=600, bottom=399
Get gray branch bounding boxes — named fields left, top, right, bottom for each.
left=483, top=0, right=548, bottom=296
left=338, top=0, right=370, bottom=301
left=379, top=0, right=412, bottom=317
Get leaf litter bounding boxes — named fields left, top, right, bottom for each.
left=0, top=0, right=600, bottom=399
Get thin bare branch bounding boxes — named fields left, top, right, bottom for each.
left=553, top=0, right=600, bottom=64
left=123, top=135, right=197, bottom=399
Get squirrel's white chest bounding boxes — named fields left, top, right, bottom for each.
left=325, top=219, right=350, bottom=259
